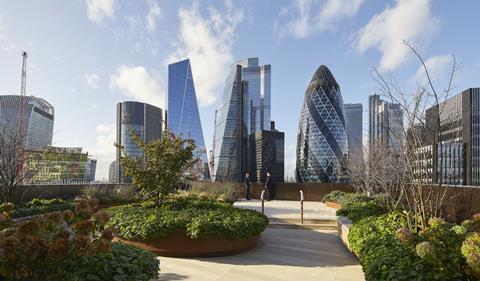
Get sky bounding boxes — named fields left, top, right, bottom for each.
left=1, top=0, right=480, bottom=181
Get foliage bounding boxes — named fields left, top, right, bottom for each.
left=117, top=129, right=197, bottom=206
left=10, top=199, right=75, bottom=219
left=69, top=242, right=159, bottom=281
left=462, top=232, right=480, bottom=278
left=339, top=192, right=374, bottom=206
left=81, top=184, right=139, bottom=205
left=321, top=190, right=346, bottom=203
left=337, top=200, right=387, bottom=222
left=179, top=181, right=243, bottom=204
left=106, top=197, right=269, bottom=241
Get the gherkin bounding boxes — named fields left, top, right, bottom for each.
left=296, top=65, right=348, bottom=183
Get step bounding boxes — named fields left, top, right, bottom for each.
left=269, top=218, right=336, bottom=225
left=268, top=222, right=338, bottom=231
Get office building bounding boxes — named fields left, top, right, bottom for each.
left=424, top=88, right=480, bottom=185
left=296, top=65, right=348, bottom=183
left=212, top=58, right=283, bottom=182
left=369, top=94, right=404, bottom=154
left=116, top=101, right=164, bottom=182
left=26, top=146, right=96, bottom=184
left=253, top=121, right=284, bottom=183
left=344, top=103, right=363, bottom=160
left=167, top=59, right=209, bottom=179
left=0, top=95, right=54, bottom=150
left=108, top=161, right=118, bottom=183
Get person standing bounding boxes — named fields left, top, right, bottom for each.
left=244, top=172, right=251, bottom=200
left=265, top=172, right=273, bottom=201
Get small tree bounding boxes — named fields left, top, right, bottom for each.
left=117, top=129, right=197, bottom=206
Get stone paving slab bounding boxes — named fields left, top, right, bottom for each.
left=157, top=228, right=364, bottom=281
left=233, top=200, right=337, bottom=220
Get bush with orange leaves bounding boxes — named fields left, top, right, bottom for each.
left=0, top=198, right=116, bottom=280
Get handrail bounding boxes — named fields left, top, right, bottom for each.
left=300, top=190, right=304, bottom=224
left=260, top=190, right=265, bottom=215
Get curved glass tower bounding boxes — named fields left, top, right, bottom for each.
left=0, top=95, right=54, bottom=150
left=296, top=65, right=348, bottom=183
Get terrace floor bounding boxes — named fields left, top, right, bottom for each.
left=157, top=201, right=364, bottom=281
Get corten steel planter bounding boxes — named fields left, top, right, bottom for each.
left=325, top=201, right=342, bottom=209
left=114, top=231, right=261, bottom=257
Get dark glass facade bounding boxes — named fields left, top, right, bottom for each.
left=168, top=59, right=209, bottom=179
left=0, top=95, right=54, bottom=150
left=116, top=101, right=163, bottom=182
left=344, top=103, right=363, bottom=160
left=253, top=127, right=285, bottom=183
left=296, top=65, right=348, bottom=183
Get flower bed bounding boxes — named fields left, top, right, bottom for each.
left=106, top=197, right=269, bottom=257
left=333, top=192, right=480, bottom=281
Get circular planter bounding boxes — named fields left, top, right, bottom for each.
left=114, top=231, right=260, bottom=257
left=325, top=201, right=342, bottom=209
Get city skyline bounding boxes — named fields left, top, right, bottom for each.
left=1, top=1, right=480, bottom=180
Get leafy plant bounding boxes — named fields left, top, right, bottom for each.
left=11, top=199, right=75, bottom=219
left=321, top=190, right=346, bottom=203
left=180, top=181, right=243, bottom=204
left=337, top=200, right=387, bottom=222
left=117, top=129, right=197, bottom=206
left=81, top=184, right=139, bottom=205
left=106, top=197, right=269, bottom=241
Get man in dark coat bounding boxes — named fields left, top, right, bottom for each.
left=264, top=172, right=273, bottom=201
left=244, top=172, right=251, bottom=200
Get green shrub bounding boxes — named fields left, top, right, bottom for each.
left=106, top=197, right=269, bottom=241
left=81, top=184, right=139, bottom=205
left=183, top=181, right=243, bottom=204
left=321, top=190, right=346, bottom=203
left=348, top=211, right=408, bottom=255
left=69, top=242, right=159, bottom=281
left=337, top=200, right=387, bottom=222
left=340, top=192, right=374, bottom=206
left=25, top=198, right=66, bottom=208
left=11, top=200, right=75, bottom=219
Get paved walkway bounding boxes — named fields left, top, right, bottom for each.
left=157, top=201, right=364, bottom=281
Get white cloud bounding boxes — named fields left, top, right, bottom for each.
left=86, top=0, right=115, bottom=23
left=355, top=0, right=439, bottom=71
left=285, top=143, right=297, bottom=181
left=414, top=55, right=454, bottom=86
left=165, top=1, right=244, bottom=107
left=89, top=124, right=116, bottom=181
left=110, top=65, right=164, bottom=108
left=275, top=0, right=364, bottom=39
left=84, top=73, right=100, bottom=89
left=1, top=43, right=15, bottom=52
left=146, top=0, right=161, bottom=32
left=0, top=17, right=6, bottom=41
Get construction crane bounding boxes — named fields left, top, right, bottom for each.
left=16, top=51, right=28, bottom=180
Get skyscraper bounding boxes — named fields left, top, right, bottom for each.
left=369, top=94, right=404, bottom=155
left=344, top=103, right=363, bottom=159
left=424, top=88, right=480, bottom=185
left=167, top=59, right=209, bottom=179
left=296, top=65, right=348, bottom=183
left=253, top=121, right=285, bottom=183
left=0, top=95, right=54, bottom=150
left=116, top=101, right=164, bottom=182
left=212, top=58, right=282, bottom=182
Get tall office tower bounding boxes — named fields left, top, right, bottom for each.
left=369, top=94, right=404, bottom=155
left=253, top=121, right=285, bottom=183
left=85, top=159, right=97, bottom=182
left=0, top=95, right=54, bottom=150
left=108, top=161, right=117, bottom=183
left=167, top=59, right=209, bottom=179
left=237, top=58, right=271, bottom=134
left=116, top=101, right=164, bottom=182
left=296, top=65, right=348, bottom=183
left=212, top=58, right=282, bottom=182
left=344, top=103, right=363, bottom=161
left=424, top=88, right=480, bottom=185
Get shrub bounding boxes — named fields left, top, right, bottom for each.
left=11, top=199, right=75, bottom=219
left=339, top=192, right=374, bottom=206
left=25, top=198, right=66, bottom=208
left=321, top=190, right=346, bottom=203
left=81, top=184, right=139, bottom=205
left=106, top=197, right=269, bottom=241
left=337, top=200, right=387, bottom=222
left=181, top=181, right=243, bottom=204
left=348, top=211, right=408, bottom=255
left=69, top=242, right=159, bottom=281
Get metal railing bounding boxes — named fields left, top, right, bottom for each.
left=300, top=190, right=304, bottom=224
left=260, top=190, right=265, bottom=215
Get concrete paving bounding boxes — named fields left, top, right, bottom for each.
left=156, top=201, right=364, bottom=281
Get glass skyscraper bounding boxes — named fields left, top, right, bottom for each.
left=296, top=65, right=348, bottom=183
left=167, top=59, right=209, bottom=179
left=0, top=95, right=54, bottom=150
left=344, top=103, right=363, bottom=159
left=116, top=101, right=164, bottom=182
left=212, top=58, right=280, bottom=182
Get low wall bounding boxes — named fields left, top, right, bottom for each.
left=249, top=182, right=354, bottom=201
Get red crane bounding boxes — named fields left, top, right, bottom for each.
left=16, top=51, right=28, bottom=180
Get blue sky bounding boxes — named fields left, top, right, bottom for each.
left=1, top=0, right=479, bottom=180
